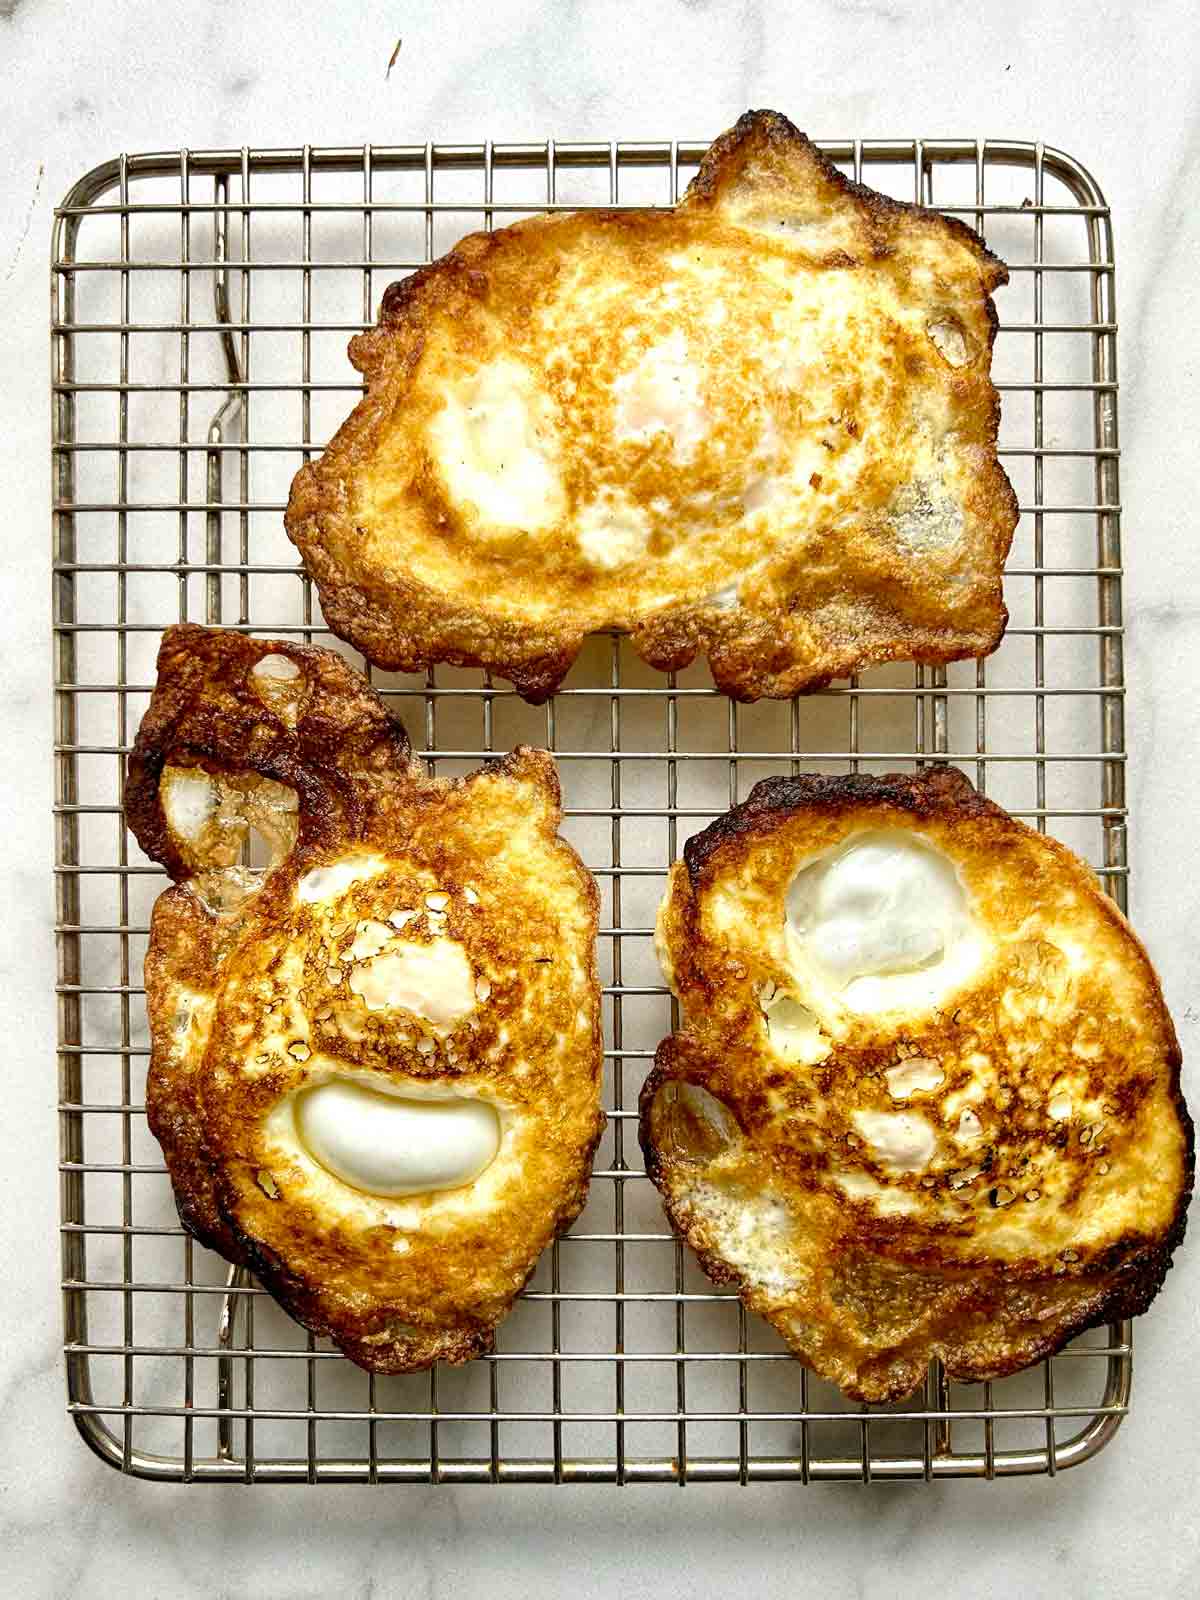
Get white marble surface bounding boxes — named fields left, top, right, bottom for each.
left=3, top=1, right=1200, bottom=1594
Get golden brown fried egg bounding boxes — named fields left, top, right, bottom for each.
left=286, top=109, right=1017, bottom=703
left=126, top=624, right=603, bottom=1372
left=641, top=767, right=1191, bottom=1401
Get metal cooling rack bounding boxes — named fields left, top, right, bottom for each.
left=53, top=132, right=1130, bottom=1483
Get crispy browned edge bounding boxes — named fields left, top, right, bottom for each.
left=127, top=623, right=420, bottom=1267
left=284, top=108, right=1017, bottom=705
left=126, top=623, right=604, bottom=1370
left=125, top=622, right=415, bottom=878
left=638, top=766, right=1194, bottom=1391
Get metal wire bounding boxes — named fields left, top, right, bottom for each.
left=52, top=134, right=1131, bottom=1484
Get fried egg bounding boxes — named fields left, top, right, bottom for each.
left=127, top=624, right=603, bottom=1372
left=641, top=766, right=1192, bottom=1401
left=286, top=109, right=1017, bottom=703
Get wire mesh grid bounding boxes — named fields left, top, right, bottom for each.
left=52, top=132, right=1130, bottom=1484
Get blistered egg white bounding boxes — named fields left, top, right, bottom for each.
left=851, top=1109, right=938, bottom=1173
left=883, top=1056, right=945, bottom=1100
left=348, top=936, right=476, bottom=1033
left=757, top=989, right=829, bottom=1064
left=297, top=855, right=388, bottom=904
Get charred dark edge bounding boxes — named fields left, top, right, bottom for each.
left=142, top=886, right=250, bottom=1266
left=279, top=531, right=583, bottom=705
left=127, top=632, right=573, bottom=852
left=938, top=1153, right=1194, bottom=1388
left=677, top=762, right=1192, bottom=1210
left=203, top=1100, right=608, bottom=1377
left=282, top=110, right=1015, bottom=706
left=675, top=760, right=1193, bottom=1181
left=640, top=1046, right=1193, bottom=1403
left=680, top=764, right=992, bottom=887
left=637, top=1049, right=700, bottom=1196
left=143, top=1077, right=243, bottom=1263
left=135, top=648, right=605, bottom=1372
left=293, top=522, right=1013, bottom=710
left=339, top=1327, right=498, bottom=1376
left=647, top=762, right=1194, bottom=1401
left=688, top=109, right=1015, bottom=695
left=171, top=1182, right=252, bottom=1269
left=703, top=621, right=1014, bottom=705
left=153, top=1079, right=605, bottom=1377
left=684, top=109, right=1008, bottom=285
left=124, top=623, right=414, bottom=879
left=156, top=937, right=604, bottom=1377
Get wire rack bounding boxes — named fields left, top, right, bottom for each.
left=52, top=132, right=1129, bottom=1484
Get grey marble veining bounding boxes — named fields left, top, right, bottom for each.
left=2, top=2, right=1199, bottom=1595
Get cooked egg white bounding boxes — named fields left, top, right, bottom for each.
left=295, top=1078, right=501, bottom=1197
left=786, top=830, right=985, bottom=1015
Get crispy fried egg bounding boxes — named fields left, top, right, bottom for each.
left=641, top=767, right=1192, bottom=1401
left=127, top=625, right=603, bottom=1372
left=286, top=109, right=1017, bottom=703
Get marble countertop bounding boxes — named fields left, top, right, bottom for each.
left=2, top=2, right=1199, bottom=1594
